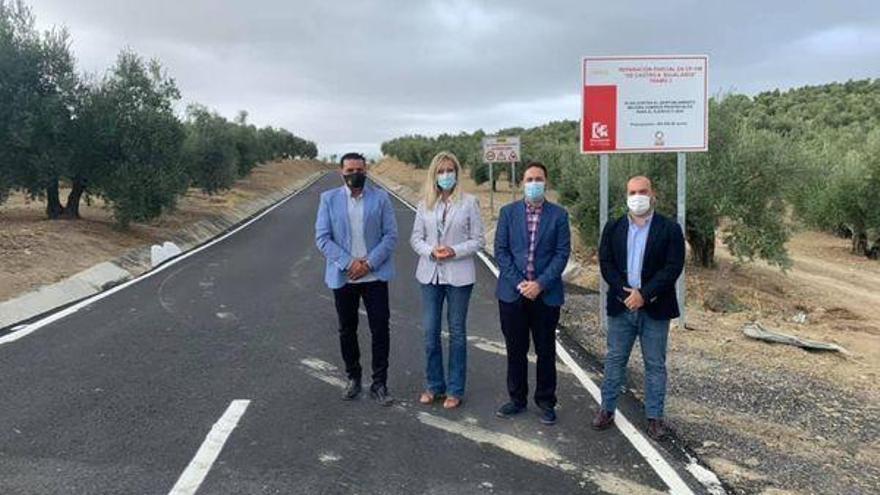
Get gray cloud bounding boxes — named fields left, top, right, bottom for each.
left=31, top=0, right=880, bottom=156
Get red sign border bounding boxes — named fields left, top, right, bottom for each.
left=579, top=55, right=709, bottom=155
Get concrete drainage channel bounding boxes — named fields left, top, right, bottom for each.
left=0, top=171, right=327, bottom=335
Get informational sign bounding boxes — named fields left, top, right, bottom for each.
left=581, top=55, right=708, bottom=154
left=482, top=136, right=521, bottom=163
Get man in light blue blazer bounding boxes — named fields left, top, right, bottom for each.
left=315, top=152, right=398, bottom=405
left=494, top=162, right=571, bottom=425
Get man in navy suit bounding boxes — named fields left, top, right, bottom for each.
left=315, top=152, right=399, bottom=406
left=494, top=162, right=571, bottom=425
left=592, top=175, right=685, bottom=440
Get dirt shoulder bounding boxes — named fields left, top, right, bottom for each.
left=0, top=159, right=330, bottom=303
left=372, top=157, right=879, bottom=495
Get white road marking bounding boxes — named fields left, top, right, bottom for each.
left=445, top=332, right=574, bottom=375
left=0, top=171, right=327, bottom=347
left=685, top=455, right=726, bottom=495
left=319, top=453, right=342, bottom=463
left=418, top=412, right=563, bottom=465
left=417, top=412, right=666, bottom=495
left=168, top=399, right=251, bottom=495
left=378, top=178, right=708, bottom=495
left=300, top=358, right=348, bottom=389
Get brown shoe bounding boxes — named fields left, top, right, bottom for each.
left=646, top=418, right=668, bottom=440
left=591, top=409, right=615, bottom=430
left=442, top=396, right=462, bottom=409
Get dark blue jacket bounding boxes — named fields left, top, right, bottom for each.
left=494, top=200, right=571, bottom=307
left=599, top=213, right=685, bottom=320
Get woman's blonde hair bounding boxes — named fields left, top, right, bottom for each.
left=422, top=151, right=462, bottom=210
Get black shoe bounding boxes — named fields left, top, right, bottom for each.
left=539, top=407, right=557, bottom=425
left=496, top=401, right=526, bottom=418
left=370, top=384, right=394, bottom=407
left=591, top=409, right=615, bottom=430
left=646, top=418, right=668, bottom=440
left=342, top=379, right=361, bottom=400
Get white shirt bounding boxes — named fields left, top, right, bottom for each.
left=346, top=187, right=378, bottom=284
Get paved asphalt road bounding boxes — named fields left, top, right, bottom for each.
left=0, top=173, right=714, bottom=494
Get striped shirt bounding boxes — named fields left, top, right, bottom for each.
left=525, top=201, right=543, bottom=281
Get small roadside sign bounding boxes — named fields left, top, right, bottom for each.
left=482, top=136, right=521, bottom=163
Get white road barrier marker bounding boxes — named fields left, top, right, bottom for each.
left=168, top=399, right=251, bottom=495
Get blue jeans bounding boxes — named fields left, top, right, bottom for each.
left=420, top=283, right=473, bottom=398
left=600, top=311, right=670, bottom=418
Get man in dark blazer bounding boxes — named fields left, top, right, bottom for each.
left=494, top=162, right=571, bottom=425
left=592, top=175, right=685, bottom=440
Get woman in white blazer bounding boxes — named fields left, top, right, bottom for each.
left=410, top=151, right=485, bottom=409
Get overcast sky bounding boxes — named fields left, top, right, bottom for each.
left=30, top=0, right=880, bottom=157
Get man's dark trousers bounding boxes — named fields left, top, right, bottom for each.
left=332, top=280, right=390, bottom=387
left=499, top=296, right=560, bottom=409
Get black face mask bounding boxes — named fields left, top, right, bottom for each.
left=344, top=171, right=366, bottom=189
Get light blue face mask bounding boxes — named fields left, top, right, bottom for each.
left=437, top=172, right=457, bottom=191
left=524, top=181, right=545, bottom=202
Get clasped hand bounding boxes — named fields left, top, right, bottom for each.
left=431, top=245, right=456, bottom=261
left=623, top=287, right=645, bottom=311
left=517, top=281, right=542, bottom=300
left=347, top=258, right=371, bottom=280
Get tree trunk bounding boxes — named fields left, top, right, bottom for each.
left=46, top=178, right=64, bottom=219
left=851, top=228, right=868, bottom=256
left=61, top=176, right=86, bottom=219
left=687, top=223, right=716, bottom=268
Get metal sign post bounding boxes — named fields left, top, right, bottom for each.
left=599, top=154, right=610, bottom=332
left=489, top=162, right=494, bottom=214
left=511, top=161, right=517, bottom=201
left=676, top=152, right=687, bottom=328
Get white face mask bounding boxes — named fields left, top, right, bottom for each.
left=627, top=194, right=652, bottom=216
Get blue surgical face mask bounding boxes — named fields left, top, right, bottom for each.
left=437, top=172, right=456, bottom=191
left=524, top=181, right=545, bottom=202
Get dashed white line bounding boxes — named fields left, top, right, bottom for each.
left=168, top=399, right=251, bottom=495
